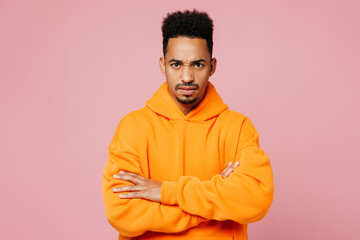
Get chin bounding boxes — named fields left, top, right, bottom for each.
left=176, top=96, right=197, bottom=105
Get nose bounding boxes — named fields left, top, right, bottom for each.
left=180, top=65, right=194, bottom=83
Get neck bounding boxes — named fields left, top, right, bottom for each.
left=177, top=103, right=194, bottom=116
left=170, top=88, right=207, bottom=116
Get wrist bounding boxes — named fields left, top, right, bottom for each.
left=160, top=181, right=178, bottom=205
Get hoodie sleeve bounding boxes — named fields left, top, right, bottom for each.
left=102, top=115, right=204, bottom=238
left=160, top=117, right=274, bottom=224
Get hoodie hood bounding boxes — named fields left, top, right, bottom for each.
left=145, top=81, right=228, bottom=122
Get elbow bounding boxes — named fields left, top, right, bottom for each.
left=245, top=192, right=273, bottom=223
left=102, top=176, right=145, bottom=237
left=234, top=182, right=274, bottom=224
left=244, top=172, right=275, bottom=223
left=105, top=208, right=145, bottom=237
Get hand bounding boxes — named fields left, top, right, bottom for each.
left=113, top=171, right=162, bottom=202
left=220, top=161, right=239, bottom=178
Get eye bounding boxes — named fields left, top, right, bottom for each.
left=194, top=63, right=204, bottom=68
left=170, top=62, right=180, bottom=68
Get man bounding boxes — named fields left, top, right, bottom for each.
left=102, top=9, right=274, bottom=240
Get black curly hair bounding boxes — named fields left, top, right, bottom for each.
left=161, top=9, right=214, bottom=58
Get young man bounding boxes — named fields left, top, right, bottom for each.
left=102, top=9, right=274, bottom=240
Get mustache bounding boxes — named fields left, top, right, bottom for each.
left=175, top=83, right=199, bottom=90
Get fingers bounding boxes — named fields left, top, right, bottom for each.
left=113, top=185, right=145, bottom=193
left=112, top=175, right=147, bottom=199
left=113, top=171, right=145, bottom=185
left=221, top=161, right=239, bottom=178
left=118, top=191, right=142, bottom=199
left=220, top=161, right=233, bottom=176
left=112, top=174, right=162, bottom=202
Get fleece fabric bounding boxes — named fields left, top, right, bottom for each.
left=102, top=81, right=274, bottom=240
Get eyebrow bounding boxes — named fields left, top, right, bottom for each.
left=168, top=58, right=206, bottom=63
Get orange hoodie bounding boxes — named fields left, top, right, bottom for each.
left=102, top=81, right=274, bottom=240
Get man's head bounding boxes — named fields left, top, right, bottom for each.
left=161, top=9, right=214, bottom=58
left=159, top=9, right=217, bottom=115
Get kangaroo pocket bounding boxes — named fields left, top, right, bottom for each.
left=138, top=220, right=236, bottom=240
left=139, top=235, right=233, bottom=240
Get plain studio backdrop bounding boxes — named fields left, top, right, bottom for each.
left=1, top=0, right=359, bottom=239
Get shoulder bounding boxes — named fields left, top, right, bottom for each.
left=217, top=110, right=261, bottom=148
left=110, top=107, right=152, bottom=144
left=218, top=110, right=249, bottom=125
left=216, top=110, right=258, bottom=136
left=117, top=107, right=155, bottom=129
left=125, top=106, right=154, bottom=120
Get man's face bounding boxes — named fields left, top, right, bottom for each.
left=159, top=37, right=216, bottom=112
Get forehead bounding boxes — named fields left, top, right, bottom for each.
left=166, top=37, right=210, bottom=60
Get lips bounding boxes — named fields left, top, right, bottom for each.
left=178, top=86, right=197, bottom=95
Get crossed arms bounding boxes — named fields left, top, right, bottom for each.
left=102, top=115, right=274, bottom=237
left=112, top=161, right=239, bottom=202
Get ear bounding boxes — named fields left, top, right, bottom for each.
left=159, top=57, right=166, bottom=76
left=209, top=57, right=217, bottom=76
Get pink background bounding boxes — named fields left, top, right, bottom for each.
left=1, top=0, right=359, bottom=239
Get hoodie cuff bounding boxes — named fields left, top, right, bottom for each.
left=161, top=181, right=179, bottom=205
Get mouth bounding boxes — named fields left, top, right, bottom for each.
left=175, top=82, right=199, bottom=96
left=177, top=86, right=197, bottom=95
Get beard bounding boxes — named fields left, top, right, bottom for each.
left=176, top=95, right=198, bottom=104
left=175, top=82, right=199, bottom=104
